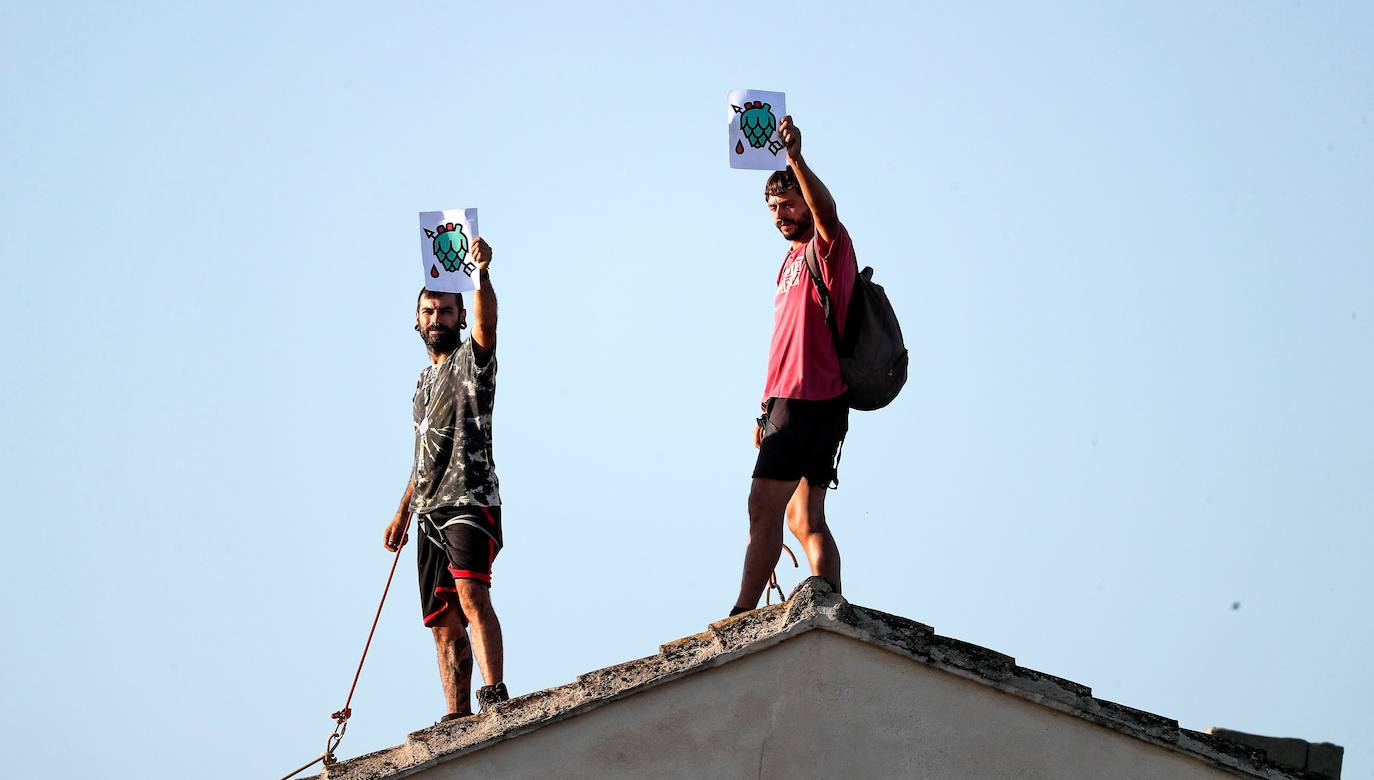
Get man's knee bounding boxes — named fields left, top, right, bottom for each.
left=431, top=619, right=467, bottom=646
left=788, top=504, right=828, bottom=538
left=748, top=478, right=796, bottom=523
left=784, top=483, right=826, bottom=533
left=784, top=494, right=805, bottom=528
left=746, top=490, right=772, bottom=521
left=455, top=580, right=495, bottom=620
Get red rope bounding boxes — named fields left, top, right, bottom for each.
left=331, top=542, right=405, bottom=724
left=279, top=542, right=406, bottom=780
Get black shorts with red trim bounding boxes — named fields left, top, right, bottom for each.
left=416, top=505, right=503, bottom=627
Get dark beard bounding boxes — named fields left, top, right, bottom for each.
left=778, top=212, right=815, bottom=241
left=422, top=326, right=460, bottom=354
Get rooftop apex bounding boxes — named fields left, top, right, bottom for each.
left=314, top=578, right=1341, bottom=780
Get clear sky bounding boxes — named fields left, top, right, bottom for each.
left=1, top=2, right=1370, bottom=778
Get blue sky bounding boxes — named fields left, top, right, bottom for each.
left=1, top=2, right=1370, bottom=778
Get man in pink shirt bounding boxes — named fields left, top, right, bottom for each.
left=731, top=115, right=859, bottom=616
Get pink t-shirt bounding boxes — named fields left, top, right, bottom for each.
left=762, top=224, right=857, bottom=402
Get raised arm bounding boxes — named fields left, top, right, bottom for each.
left=778, top=115, right=840, bottom=246
left=470, top=237, right=498, bottom=354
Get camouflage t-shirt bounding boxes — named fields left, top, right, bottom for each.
left=410, top=340, right=501, bottom=513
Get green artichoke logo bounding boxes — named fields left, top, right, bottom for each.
left=425, top=222, right=469, bottom=273
left=733, top=100, right=783, bottom=155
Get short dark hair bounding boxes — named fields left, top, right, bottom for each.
left=416, top=287, right=464, bottom=312
left=764, top=166, right=800, bottom=200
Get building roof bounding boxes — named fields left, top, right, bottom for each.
left=313, top=577, right=1341, bottom=780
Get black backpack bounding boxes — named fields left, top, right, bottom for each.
left=805, top=242, right=908, bottom=411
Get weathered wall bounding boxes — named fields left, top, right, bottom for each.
left=407, top=631, right=1237, bottom=779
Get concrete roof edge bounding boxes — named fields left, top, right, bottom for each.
left=312, top=577, right=1330, bottom=780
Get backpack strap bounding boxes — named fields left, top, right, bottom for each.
left=806, top=242, right=858, bottom=434
left=803, top=241, right=843, bottom=352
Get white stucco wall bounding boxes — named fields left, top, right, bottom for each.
left=410, top=631, right=1236, bottom=779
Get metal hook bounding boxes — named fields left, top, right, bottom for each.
left=324, top=719, right=348, bottom=765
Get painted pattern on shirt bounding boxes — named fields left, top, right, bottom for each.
left=410, top=340, right=501, bottom=513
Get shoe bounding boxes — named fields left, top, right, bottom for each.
left=438, top=710, right=470, bottom=724
left=476, top=682, right=509, bottom=712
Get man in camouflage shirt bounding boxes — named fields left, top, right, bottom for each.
left=384, top=237, right=509, bottom=719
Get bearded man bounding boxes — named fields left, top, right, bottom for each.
left=732, top=116, right=859, bottom=616
left=384, top=237, right=510, bottom=719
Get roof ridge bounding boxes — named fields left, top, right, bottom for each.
left=313, top=577, right=1331, bottom=780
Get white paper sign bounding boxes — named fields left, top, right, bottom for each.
left=728, top=89, right=787, bottom=170
left=419, top=208, right=480, bottom=293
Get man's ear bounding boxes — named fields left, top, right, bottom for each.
left=458, top=309, right=468, bottom=330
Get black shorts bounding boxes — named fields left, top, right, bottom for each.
left=416, top=506, right=503, bottom=627
left=752, top=396, right=849, bottom=488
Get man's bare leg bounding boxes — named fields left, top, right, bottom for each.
left=734, top=477, right=802, bottom=612
left=456, top=579, right=503, bottom=686
left=430, top=609, right=473, bottom=716
left=785, top=480, right=841, bottom=593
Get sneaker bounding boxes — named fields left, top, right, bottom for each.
left=476, top=682, right=509, bottom=712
